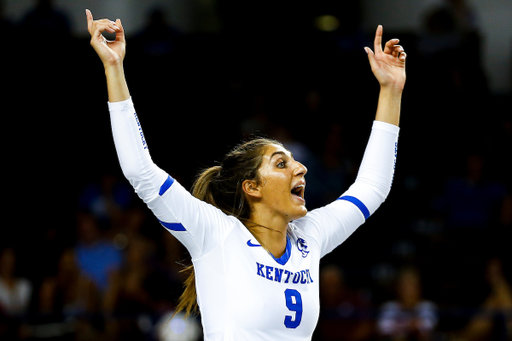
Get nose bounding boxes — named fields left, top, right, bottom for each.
left=294, top=160, right=308, bottom=177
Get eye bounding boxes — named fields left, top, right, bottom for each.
left=277, top=160, right=286, bottom=168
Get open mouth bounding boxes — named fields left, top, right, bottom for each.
left=291, top=183, right=305, bottom=201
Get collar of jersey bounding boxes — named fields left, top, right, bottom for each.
left=269, top=235, right=292, bottom=265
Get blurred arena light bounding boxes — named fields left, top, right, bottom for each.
left=314, top=15, right=340, bottom=32
left=155, top=311, right=202, bottom=341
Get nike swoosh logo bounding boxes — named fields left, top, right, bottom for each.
left=247, top=239, right=262, bottom=247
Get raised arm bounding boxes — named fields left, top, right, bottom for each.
left=86, top=9, right=150, bottom=183
left=86, top=9, right=164, bottom=201
left=86, top=9, right=130, bottom=103
left=298, top=27, right=406, bottom=256
left=85, top=10, right=236, bottom=260
left=365, top=25, right=406, bottom=126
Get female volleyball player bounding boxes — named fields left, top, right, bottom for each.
left=86, top=9, right=406, bottom=340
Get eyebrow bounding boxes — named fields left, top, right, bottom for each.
left=270, top=150, right=293, bottom=161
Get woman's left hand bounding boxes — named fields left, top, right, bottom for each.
left=365, top=25, right=407, bottom=90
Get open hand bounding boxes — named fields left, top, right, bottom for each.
left=365, top=25, right=406, bottom=89
left=86, top=9, right=126, bottom=68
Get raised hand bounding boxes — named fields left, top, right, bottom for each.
left=86, top=9, right=126, bottom=68
left=86, top=9, right=130, bottom=102
left=365, top=25, right=406, bottom=90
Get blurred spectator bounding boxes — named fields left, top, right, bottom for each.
left=458, top=258, right=512, bottom=340
left=417, top=6, right=461, bottom=58
left=417, top=0, right=486, bottom=107
left=306, top=124, right=355, bottom=209
left=78, top=174, right=135, bottom=230
left=434, top=153, right=507, bottom=231
left=159, top=229, right=188, bottom=283
left=377, top=267, right=437, bottom=340
left=111, top=206, right=151, bottom=250
left=20, top=0, right=71, bottom=42
left=103, top=236, right=156, bottom=340
left=26, top=248, right=101, bottom=340
left=239, top=93, right=272, bottom=137
left=0, top=1, right=509, bottom=339
left=0, top=248, right=32, bottom=340
left=38, top=248, right=99, bottom=317
left=74, top=213, right=123, bottom=292
left=103, top=236, right=155, bottom=314
left=116, top=206, right=147, bottom=237
left=0, top=247, right=32, bottom=316
left=132, top=8, right=181, bottom=58
left=445, top=0, right=479, bottom=33
left=271, top=124, right=313, bottom=165
left=315, top=265, right=374, bottom=341
left=418, top=0, right=478, bottom=57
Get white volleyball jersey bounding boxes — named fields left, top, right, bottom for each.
left=108, top=98, right=399, bottom=341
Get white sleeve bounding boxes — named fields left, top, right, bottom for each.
left=108, top=98, right=236, bottom=259
left=340, top=120, right=399, bottom=214
left=296, top=120, right=399, bottom=257
left=108, top=97, right=167, bottom=201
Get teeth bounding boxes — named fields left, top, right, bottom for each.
left=292, top=184, right=305, bottom=197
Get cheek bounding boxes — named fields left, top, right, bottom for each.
left=260, top=177, right=289, bottom=203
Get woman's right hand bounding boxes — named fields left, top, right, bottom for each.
left=86, top=9, right=126, bottom=69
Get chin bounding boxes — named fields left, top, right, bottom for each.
left=290, top=206, right=308, bottom=221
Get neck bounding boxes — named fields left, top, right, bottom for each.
left=243, top=219, right=288, bottom=258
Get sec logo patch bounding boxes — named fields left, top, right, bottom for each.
left=297, top=238, right=309, bottom=258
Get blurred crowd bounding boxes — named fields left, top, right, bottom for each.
left=2, top=0, right=511, bottom=340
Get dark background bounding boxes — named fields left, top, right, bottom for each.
left=2, top=0, right=511, bottom=340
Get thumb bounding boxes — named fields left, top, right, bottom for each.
left=86, top=9, right=93, bottom=34
left=364, top=47, right=377, bottom=70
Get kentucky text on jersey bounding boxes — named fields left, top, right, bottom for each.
left=391, top=141, right=398, bottom=188
left=256, top=262, right=314, bottom=284
left=133, top=112, right=147, bottom=149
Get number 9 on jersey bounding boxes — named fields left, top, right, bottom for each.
left=284, top=289, right=303, bottom=328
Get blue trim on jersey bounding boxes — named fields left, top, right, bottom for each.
left=271, top=235, right=292, bottom=265
left=159, top=220, right=186, bottom=231
left=159, top=175, right=175, bottom=196
left=338, top=196, right=370, bottom=220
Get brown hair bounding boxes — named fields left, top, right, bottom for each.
left=174, top=138, right=282, bottom=317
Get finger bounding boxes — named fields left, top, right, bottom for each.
left=391, top=45, right=403, bottom=58
left=86, top=9, right=93, bottom=34
left=96, top=18, right=119, bottom=31
left=114, top=19, right=125, bottom=43
left=399, top=51, right=407, bottom=62
left=90, top=22, right=112, bottom=44
left=93, top=20, right=120, bottom=35
left=374, top=25, right=383, bottom=53
left=384, top=39, right=400, bottom=55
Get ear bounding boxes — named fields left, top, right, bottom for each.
left=242, top=179, right=262, bottom=199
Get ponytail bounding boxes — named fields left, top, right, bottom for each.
left=191, top=166, right=221, bottom=208
left=174, top=166, right=221, bottom=317
left=173, top=138, right=281, bottom=317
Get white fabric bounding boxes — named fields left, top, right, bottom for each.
left=108, top=97, right=399, bottom=340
